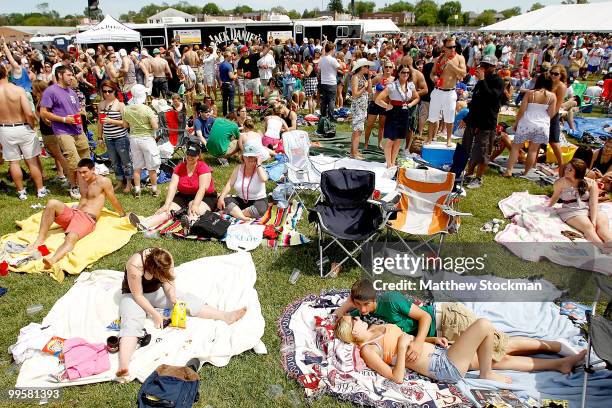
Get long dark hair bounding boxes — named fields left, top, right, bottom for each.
left=143, top=247, right=174, bottom=283
left=395, top=64, right=413, bottom=82
left=568, top=158, right=588, bottom=197
left=533, top=73, right=553, bottom=91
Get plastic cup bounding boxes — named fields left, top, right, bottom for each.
left=106, top=336, right=119, bottom=353
left=73, top=114, right=82, bottom=125
left=98, top=113, right=107, bottom=123
left=0, top=261, right=8, bottom=277
left=38, top=245, right=50, bottom=256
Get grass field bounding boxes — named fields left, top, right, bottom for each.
left=0, top=87, right=608, bottom=407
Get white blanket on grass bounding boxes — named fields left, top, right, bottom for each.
left=15, top=252, right=265, bottom=387
left=495, top=191, right=612, bottom=276
left=310, top=155, right=397, bottom=194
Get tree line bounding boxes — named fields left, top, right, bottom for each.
left=0, top=1, right=578, bottom=27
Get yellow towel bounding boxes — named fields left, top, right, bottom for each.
left=0, top=205, right=136, bottom=282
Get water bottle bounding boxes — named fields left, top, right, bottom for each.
left=289, top=268, right=300, bottom=284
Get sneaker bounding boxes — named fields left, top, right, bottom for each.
left=69, top=187, right=81, bottom=200
left=133, top=188, right=141, bottom=199
left=17, top=189, right=27, bottom=201
left=37, top=187, right=50, bottom=198
left=180, top=214, right=191, bottom=236
left=466, top=178, right=483, bottom=189
left=151, top=188, right=159, bottom=198
left=128, top=213, right=147, bottom=231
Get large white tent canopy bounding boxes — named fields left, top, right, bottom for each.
left=75, top=15, right=141, bottom=44
left=480, top=2, right=612, bottom=33
left=358, top=19, right=401, bottom=34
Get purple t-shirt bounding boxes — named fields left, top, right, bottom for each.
left=40, top=84, right=82, bottom=135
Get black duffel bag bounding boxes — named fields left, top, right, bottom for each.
left=189, top=212, right=231, bottom=239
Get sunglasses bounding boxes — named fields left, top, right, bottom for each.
left=400, top=70, right=410, bottom=74
left=385, top=66, right=393, bottom=69
left=445, top=45, right=455, bottom=49
left=102, top=89, right=114, bottom=94
left=550, top=72, right=561, bottom=76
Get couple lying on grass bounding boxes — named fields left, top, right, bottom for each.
left=334, top=279, right=586, bottom=384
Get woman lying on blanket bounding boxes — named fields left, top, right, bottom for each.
left=548, top=158, right=612, bottom=252
left=128, top=143, right=218, bottom=231
left=335, top=316, right=586, bottom=385
left=116, top=248, right=247, bottom=378
left=217, top=145, right=269, bottom=221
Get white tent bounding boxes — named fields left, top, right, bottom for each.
left=358, top=19, right=401, bottom=35
left=75, top=15, right=141, bottom=44
left=480, top=2, right=612, bottom=32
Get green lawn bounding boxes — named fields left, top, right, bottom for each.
left=0, top=97, right=606, bottom=407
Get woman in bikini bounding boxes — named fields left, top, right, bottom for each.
left=335, top=316, right=585, bottom=384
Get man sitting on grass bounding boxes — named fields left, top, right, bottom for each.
left=27, top=158, right=126, bottom=268
left=205, top=117, right=241, bottom=162
left=335, top=279, right=582, bottom=366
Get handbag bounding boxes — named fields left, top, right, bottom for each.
left=189, top=212, right=230, bottom=239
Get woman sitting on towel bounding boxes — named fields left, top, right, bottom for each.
left=116, top=247, right=246, bottom=378
left=217, top=145, right=269, bottom=221
left=335, top=316, right=585, bottom=385
left=548, top=158, right=611, bottom=252
left=129, top=144, right=217, bottom=230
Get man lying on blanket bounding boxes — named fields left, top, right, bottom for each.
left=335, top=279, right=584, bottom=369
left=26, top=158, right=126, bottom=268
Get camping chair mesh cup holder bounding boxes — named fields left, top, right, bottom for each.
left=308, top=169, right=399, bottom=278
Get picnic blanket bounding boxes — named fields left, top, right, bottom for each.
left=279, top=290, right=472, bottom=407
left=564, top=117, right=612, bottom=141
left=488, top=157, right=558, bottom=186
left=279, top=291, right=612, bottom=407
left=310, top=155, right=397, bottom=194
left=148, top=201, right=309, bottom=247
left=495, top=192, right=612, bottom=275
left=310, top=131, right=386, bottom=163
left=0, top=206, right=136, bottom=282
left=15, top=252, right=265, bottom=387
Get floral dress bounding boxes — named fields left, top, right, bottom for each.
left=351, top=75, right=369, bottom=131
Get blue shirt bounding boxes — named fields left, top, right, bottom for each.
left=194, top=117, right=214, bottom=140
left=219, top=61, right=233, bottom=83
left=10, top=67, right=32, bottom=93
left=453, top=108, right=469, bottom=133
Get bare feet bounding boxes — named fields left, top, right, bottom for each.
left=480, top=371, right=513, bottom=384
left=325, top=262, right=342, bottom=278
left=559, top=349, right=587, bottom=374
left=224, top=307, right=247, bottom=325
left=446, top=141, right=453, bottom=147
left=116, top=368, right=129, bottom=377
left=42, top=256, right=55, bottom=269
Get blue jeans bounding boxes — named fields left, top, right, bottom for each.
left=320, top=84, right=337, bottom=120
left=105, top=136, right=133, bottom=181
left=221, top=82, right=235, bottom=117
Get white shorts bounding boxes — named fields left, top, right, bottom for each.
left=237, top=78, right=245, bottom=94
left=203, top=74, right=215, bottom=87
left=129, top=136, right=161, bottom=171
left=428, top=88, right=457, bottom=124
left=145, top=76, right=153, bottom=95
left=244, top=78, right=261, bottom=96
left=0, top=125, right=41, bottom=161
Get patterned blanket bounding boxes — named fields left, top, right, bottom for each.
left=495, top=191, right=612, bottom=275
left=149, top=200, right=309, bottom=247
left=278, top=290, right=472, bottom=407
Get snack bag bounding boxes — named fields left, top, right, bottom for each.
left=42, top=336, right=65, bottom=359
left=170, top=302, right=187, bottom=328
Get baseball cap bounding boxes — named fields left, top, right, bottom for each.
left=597, top=80, right=604, bottom=86
left=186, top=144, right=201, bottom=157
left=119, top=49, right=127, bottom=57
left=479, top=55, right=498, bottom=66
left=242, top=144, right=259, bottom=157
left=152, top=48, right=160, bottom=55
left=240, top=45, right=249, bottom=53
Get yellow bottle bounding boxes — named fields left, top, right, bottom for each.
left=170, top=301, right=187, bottom=328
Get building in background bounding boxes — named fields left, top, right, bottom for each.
left=360, top=12, right=415, bottom=26
left=0, top=26, right=76, bottom=42
left=147, top=8, right=197, bottom=24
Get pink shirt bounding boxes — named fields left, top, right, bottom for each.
left=63, top=337, right=110, bottom=380
left=174, top=160, right=214, bottom=195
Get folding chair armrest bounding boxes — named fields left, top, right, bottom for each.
left=439, top=205, right=472, bottom=217
left=367, top=199, right=400, bottom=222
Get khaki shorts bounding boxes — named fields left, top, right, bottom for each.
left=42, top=134, right=60, bottom=151
left=419, top=101, right=430, bottom=122
left=438, top=302, right=509, bottom=362
left=225, top=139, right=238, bottom=156
left=57, top=133, right=90, bottom=172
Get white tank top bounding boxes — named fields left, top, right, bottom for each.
left=234, top=164, right=266, bottom=201
left=265, top=116, right=283, bottom=140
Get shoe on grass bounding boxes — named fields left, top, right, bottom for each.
left=466, top=178, right=483, bottom=189
left=128, top=213, right=147, bottom=231
left=18, top=189, right=27, bottom=201
left=69, top=187, right=81, bottom=200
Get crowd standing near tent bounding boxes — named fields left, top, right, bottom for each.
left=0, top=12, right=612, bottom=408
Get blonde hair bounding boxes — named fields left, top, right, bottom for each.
left=334, top=317, right=355, bottom=344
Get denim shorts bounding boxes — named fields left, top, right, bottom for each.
left=428, top=346, right=463, bottom=383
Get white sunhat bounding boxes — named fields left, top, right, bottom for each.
left=129, top=84, right=147, bottom=105
left=352, top=58, right=374, bottom=73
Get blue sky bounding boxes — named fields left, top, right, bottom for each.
left=2, top=0, right=610, bottom=17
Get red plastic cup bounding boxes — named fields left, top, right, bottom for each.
left=0, top=261, right=8, bottom=277
left=98, top=113, right=107, bottom=123
left=73, top=114, right=82, bottom=125
left=373, top=190, right=381, bottom=200
left=38, top=245, right=50, bottom=256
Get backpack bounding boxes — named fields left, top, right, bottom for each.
left=138, top=364, right=199, bottom=408
left=316, top=116, right=336, bottom=138
left=189, top=211, right=231, bottom=239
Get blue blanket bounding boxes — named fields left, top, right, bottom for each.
left=565, top=117, right=612, bottom=140
left=455, top=302, right=612, bottom=407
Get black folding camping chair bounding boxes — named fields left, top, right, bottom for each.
left=581, top=276, right=612, bottom=408
left=308, top=169, right=397, bottom=278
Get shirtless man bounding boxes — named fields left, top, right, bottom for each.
left=27, top=158, right=126, bottom=268
left=150, top=48, right=172, bottom=99
left=400, top=55, right=428, bottom=152
left=427, top=37, right=466, bottom=146
left=0, top=64, right=47, bottom=200
left=138, top=49, right=153, bottom=94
